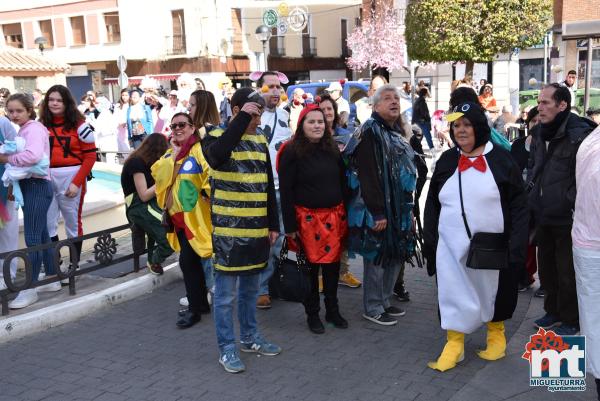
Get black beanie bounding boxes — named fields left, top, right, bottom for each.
left=447, top=102, right=490, bottom=152
left=231, top=87, right=266, bottom=110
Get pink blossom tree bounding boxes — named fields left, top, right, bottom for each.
left=346, top=6, right=405, bottom=72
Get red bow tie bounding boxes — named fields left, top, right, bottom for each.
left=458, top=154, right=487, bottom=173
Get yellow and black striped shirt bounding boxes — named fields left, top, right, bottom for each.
left=202, top=112, right=278, bottom=274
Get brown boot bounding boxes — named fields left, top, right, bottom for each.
left=256, top=294, right=272, bottom=309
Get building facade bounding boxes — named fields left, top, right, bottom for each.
left=552, top=0, right=600, bottom=88
left=0, top=0, right=361, bottom=101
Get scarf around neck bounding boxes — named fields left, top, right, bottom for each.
left=540, top=109, right=570, bottom=141
left=175, top=134, right=199, bottom=162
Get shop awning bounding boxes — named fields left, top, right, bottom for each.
left=104, top=73, right=181, bottom=84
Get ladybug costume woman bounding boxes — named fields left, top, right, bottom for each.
left=278, top=104, right=349, bottom=334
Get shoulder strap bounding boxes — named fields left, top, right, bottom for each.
left=164, top=158, right=183, bottom=210
left=50, top=127, right=83, bottom=163
left=458, top=171, right=472, bottom=239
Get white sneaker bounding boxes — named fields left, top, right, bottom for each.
left=9, top=289, right=39, bottom=309
left=207, top=292, right=212, bottom=305
left=37, top=281, right=62, bottom=292
left=179, top=296, right=189, bottom=307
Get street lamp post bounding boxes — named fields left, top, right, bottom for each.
left=255, top=25, right=272, bottom=72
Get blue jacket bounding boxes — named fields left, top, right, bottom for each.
left=126, top=104, right=153, bottom=139
left=0, top=116, right=17, bottom=205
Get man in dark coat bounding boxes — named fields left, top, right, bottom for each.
left=528, top=83, right=597, bottom=335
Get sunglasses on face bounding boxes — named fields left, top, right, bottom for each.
left=169, top=122, right=191, bottom=130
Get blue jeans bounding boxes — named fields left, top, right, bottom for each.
left=417, top=122, right=434, bottom=149
left=213, top=271, right=261, bottom=353
left=21, top=178, right=55, bottom=282
left=130, top=134, right=147, bottom=150
left=259, top=191, right=283, bottom=296
left=363, top=258, right=402, bottom=316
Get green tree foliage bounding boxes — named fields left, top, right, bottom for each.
left=405, top=0, right=552, bottom=77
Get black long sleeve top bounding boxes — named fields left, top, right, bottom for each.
left=278, top=143, right=347, bottom=233
left=412, top=96, right=431, bottom=124
left=354, top=114, right=390, bottom=219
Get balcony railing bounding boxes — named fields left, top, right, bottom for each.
left=302, top=36, right=317, bottom=57
left=166, top=34, right=186, bottom=55
left=270, top=36, right=285, bottom=57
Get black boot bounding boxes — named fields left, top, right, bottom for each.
left=325, top=309, right=348, bottom=329
left=176, top=310, right=201, bottom=328
left=307, top=314, right=325, bottom=334
left=394, top=284, right=410, bottom=302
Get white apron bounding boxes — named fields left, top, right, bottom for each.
left=436, top=142, right=504, bottom=333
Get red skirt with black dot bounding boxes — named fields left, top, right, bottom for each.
left=289, top=203, right=348, bottom=264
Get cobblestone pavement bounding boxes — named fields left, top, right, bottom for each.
left=0, top=259, right=596, bottom=401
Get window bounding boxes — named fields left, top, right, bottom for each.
left=104, top=12, right=120, bottom=43
left=70, top=16, right=86, bottom=45
left=269, top=27, right=285, bottom=56
left=3, top=23, right=23, bottom=48
left=519, top=59, right=544, bottom=91
left=39, top=20, right=54, bottom=48
left=231, top=8, right=243, bottom=55
left=302, top=16, right=316, bottom=57
left=341, top=19, right=348, bottom=58
left=13, top=77, right=37, bottom=94
left=169, top=10, right=186, bottom=55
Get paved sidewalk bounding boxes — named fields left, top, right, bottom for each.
left=1, top=257, right=596, bottom=401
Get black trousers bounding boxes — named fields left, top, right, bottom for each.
left=304, top=262, right=340, bottom=316
left=176, top=230, right=209, bottom=314
left=537, top=225, right=579, bottom=326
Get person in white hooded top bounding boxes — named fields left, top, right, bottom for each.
left=255, top=71, right=293, bottom=309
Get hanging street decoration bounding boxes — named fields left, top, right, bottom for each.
left=277, top=20, right=288, bottom=36
left=278, top=2, right=290, bottom=17
left=287, top=7, right=308, bottom=32
left=263, top=8, right=279, bottom=28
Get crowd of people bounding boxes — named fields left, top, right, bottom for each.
left=0, top=71, right=599, bottom=397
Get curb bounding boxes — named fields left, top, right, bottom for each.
left=0, top=262, right=182, bottom=344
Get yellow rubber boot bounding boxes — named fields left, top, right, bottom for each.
left=477, top=321, right=506, bottom=361
left=427, top=330, right=465, bottom=372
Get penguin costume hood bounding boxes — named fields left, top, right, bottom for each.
left=446, top=102, right=490, bottom=152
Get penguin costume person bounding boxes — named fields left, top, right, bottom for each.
left=423, top=102, right=528, bottom=372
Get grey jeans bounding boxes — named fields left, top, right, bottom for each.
left=363, top=258, right=402, bottom=316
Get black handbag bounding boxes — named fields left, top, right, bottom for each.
left=276, top=237, right=311, bottom=303
left=458, top=171, right=509, bottom=270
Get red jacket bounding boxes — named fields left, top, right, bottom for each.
left=47, top=116, right=97, bottom=187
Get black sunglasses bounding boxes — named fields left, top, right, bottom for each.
left=169, top=122, right=192, bottom=130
